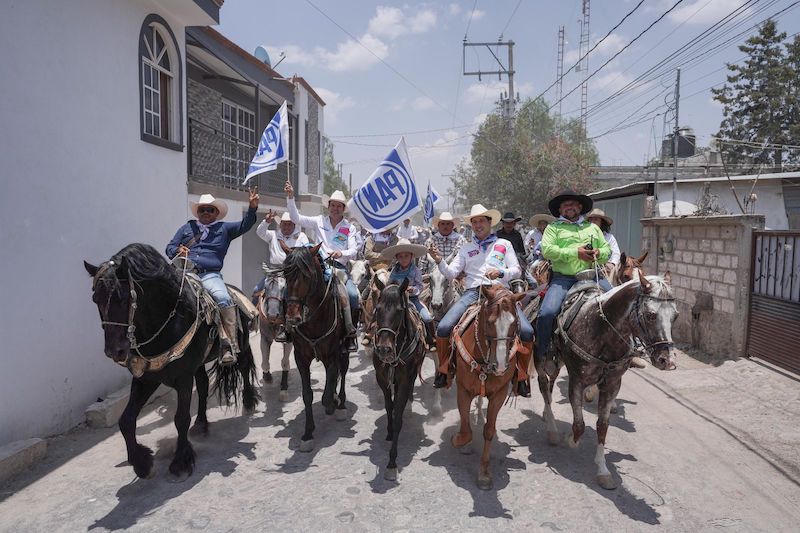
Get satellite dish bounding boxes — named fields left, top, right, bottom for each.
left=254, top=45, right=271, bottom=67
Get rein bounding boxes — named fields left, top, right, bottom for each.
left=286, top=259, right=341, bottom=359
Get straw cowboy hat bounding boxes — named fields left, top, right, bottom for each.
left=586, top=208, right=613, bottom=226
left=380, top=238, right=428, bottom=260
left=464, top=204, right=502, bottom=226
left=431, top=211, right=460, bottom=227
left=501, top=211, right=523, bottom=223
left=547, top=189, right=593, bottom=217
left=191, top=194, right=228, bottom=219
left=529, top=213, right=556, bottom=226
left=321, top=190, right=348, bottom=210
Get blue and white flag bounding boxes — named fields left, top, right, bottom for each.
left=347, top=137, right=421, bottom=233
left=244, top=101, right=289, bottom=184
left=423, top=180, right=441, bottom=226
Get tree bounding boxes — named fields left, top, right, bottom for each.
left=449, top=97, right=598, bottom=216
left=711, top=20, right=796, bottom=166
left=322, top=138, right=350, bottom=196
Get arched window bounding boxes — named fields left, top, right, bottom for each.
left=139, top=15, right=183, bottom=150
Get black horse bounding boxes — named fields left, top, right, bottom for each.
left=84, top=243, right=258, bottom=481
left=372, top=277, right=426, bottom=481
left=281, top=243, right=350, bottom=452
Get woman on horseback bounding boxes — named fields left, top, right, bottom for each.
left=382, top=238, right=436, bottom=347
left=428, top=204, right=534, bottom=397
left=586, top=208, right=621, bottom=269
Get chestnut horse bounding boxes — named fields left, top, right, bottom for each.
left=449, top=284, right=526, bottom=490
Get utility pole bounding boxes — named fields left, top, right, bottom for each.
left=556, top=26, right=565, bottom=127
left=462, top=39, right=517, bottom=121
left=577, top=0, right=590, bottom=145
left=348, top=172, right=352, bottom=195
left=672, top=68, right=680, bottom=217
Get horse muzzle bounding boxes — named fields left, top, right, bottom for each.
left=650, top=346, right=677, bottom=371
left=374, top=344, right=396, bottom=364
left=105, top=347, right=129, bottom=364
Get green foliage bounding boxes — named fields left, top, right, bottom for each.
left=711, top=20, right=800, bottom=165
left=448, top=97, right=598, bottom=216
left=322, top=139, right=350, bottom=196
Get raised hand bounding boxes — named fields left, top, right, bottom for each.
left=428, top=244, right=441, bottom=263
left=284, top=181, right=294, bottom=198
left=248, top=186, right=260, bottom=209
left=265, top=209, right=276, bottom=224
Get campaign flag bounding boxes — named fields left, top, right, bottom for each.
left=244, top=101, right=289, bottom=184
left=423, top=180, right=441, bottom=226
left=347, top=137, right=421, bottom=233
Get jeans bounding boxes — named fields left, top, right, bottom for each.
left=200, top=271, right=233, bottom=308
left=409, top=295, right=433, bottom=323
left=436, top=287, right=534, bottom=341
left=333, top=263, right=360, bottom=310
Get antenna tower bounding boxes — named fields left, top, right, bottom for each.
left=578, top=0, right=590, bottom=142
left=556, top=26, right=565, bottom=125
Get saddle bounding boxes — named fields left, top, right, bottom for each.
left=185, top=272, right=259, bottom=334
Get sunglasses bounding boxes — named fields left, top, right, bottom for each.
left=198, top=206, right=218, bottom=214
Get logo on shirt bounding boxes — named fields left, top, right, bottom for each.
left=467, top=249, right=480, bottom=258
left=487, top=244, right=507, bottom=267
left=332, top=226, right=350, bottom=248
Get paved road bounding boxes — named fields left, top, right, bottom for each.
left=1, top=340, right=798, bottom=532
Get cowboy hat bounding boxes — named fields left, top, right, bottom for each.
left=380, top=238, right=428, bottom=260
left=191, top=194, right=228, bottom=219
left=501, top=211, right=522, bottom=223
left=586, top=208, right=613, bottom=226
left=529, top=213, right=555, bottom=226
left=547, top=189, right=593, bottom=217
left=278, top=212, right=294, bottom=223
left=321, top=190, right=348, bottom=210
left=431, top=211, right=460, bottom=227
left=463, top=204, right=501, bottom=226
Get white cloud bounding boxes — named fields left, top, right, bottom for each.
left=469, top=9, right=486, bottom=21
left=449, top=3, right=461, bottom=15
left=668, top=0, right=749, bottom=25
left=463, top=80, right=534, bottom=104
left=316, top=33, right=389, bottom=72
left=368, top=6, right=407, bottom=39
left=412, top=96, right=435, bottom=110
left=409, top=9, right=437, bottom=33
left=265, top=45, right=316, bottom=68
left=593, top=71, right=640, bottom=93
left=314, top=87, right=355, bottom=124
left=564, top=33, right=625, bottom=66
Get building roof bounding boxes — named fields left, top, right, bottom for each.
left=291, top=76, right=326, bottom=106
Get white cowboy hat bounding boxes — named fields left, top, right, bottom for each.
left=321, top=190, right=348, bottom=210
left=278, top=212, right=294, bottom=223
left=431, top=211, right=460, bottom=227
left=529, top=213, right=555, bottom=226
left=191, top=194, right=228, bottom=219
left=380, top=238, right=428, bottom=260
left=463, top=204, right=501, bottom=226
left=586, top=208, right=614, bottom=226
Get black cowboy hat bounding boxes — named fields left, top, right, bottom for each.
left=501, top=211, right=522, bottom=223
left=547, top=189, right=593, bottom=217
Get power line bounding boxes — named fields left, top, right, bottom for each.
left=464, top=0, right=480, bottom=38
left=330, top=124, right=472, bottom=139
left=499, top=0, right=523, bottom=39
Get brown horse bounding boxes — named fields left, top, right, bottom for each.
left=611, top=251, right=649, bottom=286
left=534, top=271, right=677, bottom=490
left=449, top=284, right=527, bottom=490
left=282, top=243, right=350, bottom=452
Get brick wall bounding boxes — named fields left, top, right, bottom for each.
left=306, top=95, right=321, bottom=195
left=640, top=215, right=765, bottom=357
left=187, top=78, right=222, bottom=180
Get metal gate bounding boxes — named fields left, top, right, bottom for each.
left=746, top=231, right=800, bottom=373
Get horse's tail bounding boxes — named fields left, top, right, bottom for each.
left=211, top=310, right=260, bottom=411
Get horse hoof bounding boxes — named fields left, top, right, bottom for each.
left=477, top=475, right=493, bottom=490
left=597, top=474, right=617, bottom=490
left=299, top=439, right=315, bottom=453
left=384, top=468, right=398, bottom=481
left=547, top=431, right=560, bottom=446
left=189, top=422, right=209, bottom=437
left=335, top=408, right=347, bottom=421
left=451, top=433, right=472, bottom=450
left=563, top=433, right=579, bottom=449
left=167, top=471, right=190, bottom=484
left=279, top=390, right=290, bottom=403
left=610, top=403, right=619, bottom=415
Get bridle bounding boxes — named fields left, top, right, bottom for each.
left=284, top=257, right=340, bottom=359
left=374, top=291, right=420, bottom=367
left=259, top=274, right=285, bottom=324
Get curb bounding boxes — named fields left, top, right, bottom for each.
left=0, top=439, right=47, bottom=485
left=85, top=384, right=172, bottom=429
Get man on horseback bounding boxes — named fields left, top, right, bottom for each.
left=418, top=211, right=466, bottom=273
left=536, top=190, right=611, bottom=366
left=428, top=204, right=534, bottom=396
left=256, top=209, right=309, bottom=343
left=284, top=181, right=361, bottom=352
left=166, top=189, right=259, bottom=365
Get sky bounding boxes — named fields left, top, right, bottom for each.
left=217, top=0, right=800, bottom=201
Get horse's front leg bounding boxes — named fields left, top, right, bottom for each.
left=190, top=366, right=210, bottom=436
left=451, top=381, right=474, bottom=450
left=595, top=378, right=623, bottom=490
left=168, top=376, right=196, bottom=481
left=237, top=332, right=259, bottom=414
left=280, top=342, right=291, bottom=402
left=335, top=346, right=349, bottom=420
left=321, top=356, right=338, bottom=416
left=534, top=357, right=559, bottom=445
left=297, top=360, right=315, bottom=452
left=477, top=389, right=506, bottom=490
left=564, top=373, right=586, bottom=448
left=385, top=369, right=414, bottom=481
left=119, top=378, right=160, bottom=479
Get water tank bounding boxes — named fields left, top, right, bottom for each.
left=661, top=127, right=696, bottom=159
left=254, top=45, right=271, bottom=67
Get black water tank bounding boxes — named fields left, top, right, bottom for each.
left=661, top=127, right=696, bottom=159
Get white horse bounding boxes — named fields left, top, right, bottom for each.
left=257, top=273, right=291, bottom=402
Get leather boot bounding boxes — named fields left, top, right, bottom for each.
left=424, top=322, right=436, bottom=351
left=433, top=336, right=451, bottom=388
left=515, top=340, right=533, bottom=397
left=339, top=289, right=358, bottom=352
left=275, top=323, right=289, bottom=343
left=219, top=306, right=240, bottom=366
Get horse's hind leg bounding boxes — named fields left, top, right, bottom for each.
left=259, top=321, right=272, bottom=378
left=595, top=378, right=622, bottom=490
left=535, top=358, right=559, bottom=445
left=119, top=379, right=160, bottom=479
left=279, top=343, right=291, bottom=402
left=478, top=391, right=505, bottom=490
left=451, top=385, right=473, bottom=450
left=321, top=358, right=338, bottom=416
left=335, top=346, right=349, bottom=420
left=190, top=366, right=210, bottom=436
left=169, top=376, right=196, bottom=481
left=297, top=361, right=315, bottom=452
left=238, top=326, right=260, bottom=414
left=564, top=375, right=586, bottom=448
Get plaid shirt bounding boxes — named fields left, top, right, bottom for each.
left=419, top=231, right=466, bottom=271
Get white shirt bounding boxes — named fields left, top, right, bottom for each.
left=603, top=231, right=621, bottom=266
left=287, top=198, right=358, bottom=266
left=397, top=223, right=418, bottom=241
left=524, top=228, right=544, bottom=252
left=438, top=236, right=521, bottom=290
left=255, top=220, right=309, bottom=266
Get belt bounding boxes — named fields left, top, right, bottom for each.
left=197, top=269, right=220, bottom=275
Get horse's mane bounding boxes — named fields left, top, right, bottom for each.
left=96, top=243, right=181, bottom=297
left=378, top=283, right=404, bottom=309
left=283, top=246, right=320, bottom=285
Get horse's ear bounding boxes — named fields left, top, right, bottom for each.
left=400, top=277, right=409, bottom=294
left=663, top=270, right=672, bottom=285
left=310, top=242, right=322, bottom=256
left=84, top=261, right=99, bottom=277
left=620, top=252, right=628, bottom=266
left=366, top=264, right=373, bottom=280
left=279, top=240, right=292, bottom=254
left=374, top=278, right=385, bottom=292
left=637, top=250, right=649, bottom=264
left=638, top=269, right=652, bottom=293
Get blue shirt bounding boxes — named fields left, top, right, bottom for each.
left=166, top=208, right=256, bottom=272
left=388, top=262, right=424, bottom=297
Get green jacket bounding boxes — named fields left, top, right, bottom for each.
left=541, top=218, right=611, bottom=276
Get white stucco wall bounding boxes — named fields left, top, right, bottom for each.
left=0, top=0, right=211, bottom=446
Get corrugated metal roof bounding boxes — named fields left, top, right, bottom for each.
left=590, top=171, right=800, bottom=199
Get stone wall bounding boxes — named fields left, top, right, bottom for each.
left=640, top=214, right=765, bottom=357
left=187, top=78, right=222, bottom=180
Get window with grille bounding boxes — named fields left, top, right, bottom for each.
left=221, top=100, right=256, bottom=182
